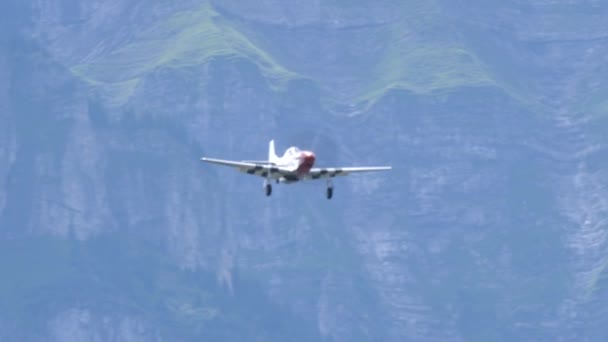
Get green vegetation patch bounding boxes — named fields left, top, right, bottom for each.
left=348, top=2, right=500, bottom=108
left=72, top=3, right=297, bottom=106
left=360, top=42, right=496, bottom=107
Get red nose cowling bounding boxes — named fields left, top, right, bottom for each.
left=296, top=152, right=315, bottom=174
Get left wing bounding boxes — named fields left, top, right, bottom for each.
left=303, top=166, right=392, bottom=180
left=201, top=157, right=291, bottom=179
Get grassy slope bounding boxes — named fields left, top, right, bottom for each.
left=356, top=1, right=546, bottom=112
left=71, top=2, right=298, bottom=107
left=223, top=0, right=512, bottom=110
left=70, top=0, right=528, bottom=111
left=364, top=42, right=495, bottom=100
left=366, top=3, right=492, bottom=93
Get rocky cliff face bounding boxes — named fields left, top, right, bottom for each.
left=1, top=0, right=607, bottom=341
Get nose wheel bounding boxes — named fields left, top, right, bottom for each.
left=264, top=182, right=272, bottom=196
left=326, top=179, right=333, bottom=199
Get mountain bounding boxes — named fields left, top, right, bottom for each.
left=1, top=0, right=607, bottom=341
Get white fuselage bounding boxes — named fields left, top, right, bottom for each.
left=272, top=146, right=316, bottom=175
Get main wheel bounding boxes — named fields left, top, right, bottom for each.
left=326, top=187, right=333, bottom=199
left=265, top=183, right=272, bottom=196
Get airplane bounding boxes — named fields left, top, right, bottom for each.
left=200, top=140, right=391, bottom=199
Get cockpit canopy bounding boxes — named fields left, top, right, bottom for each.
left=285, top=146, right=301, bottom=156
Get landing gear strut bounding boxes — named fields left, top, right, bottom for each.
left=326, top=179, right=333, bottom=199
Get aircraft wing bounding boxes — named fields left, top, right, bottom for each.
left=200, top=157, right=290, bottom=179
left=303, top=166, right=392, bottom=180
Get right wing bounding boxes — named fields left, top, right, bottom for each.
left=303, top=166, right=392, bottom=180
left=201, top=157, right=290, bottom=179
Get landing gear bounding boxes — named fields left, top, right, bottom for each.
left=264, top=182, right=272, bottom=196
left=326, top=179, right=333, bottom=199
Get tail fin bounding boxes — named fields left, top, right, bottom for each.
left=268, top=140, right=279, bottom=164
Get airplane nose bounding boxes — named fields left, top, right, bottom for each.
left=304, top=151, right=316, bottom=162
left=296, top=151, right=316, bottom=174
